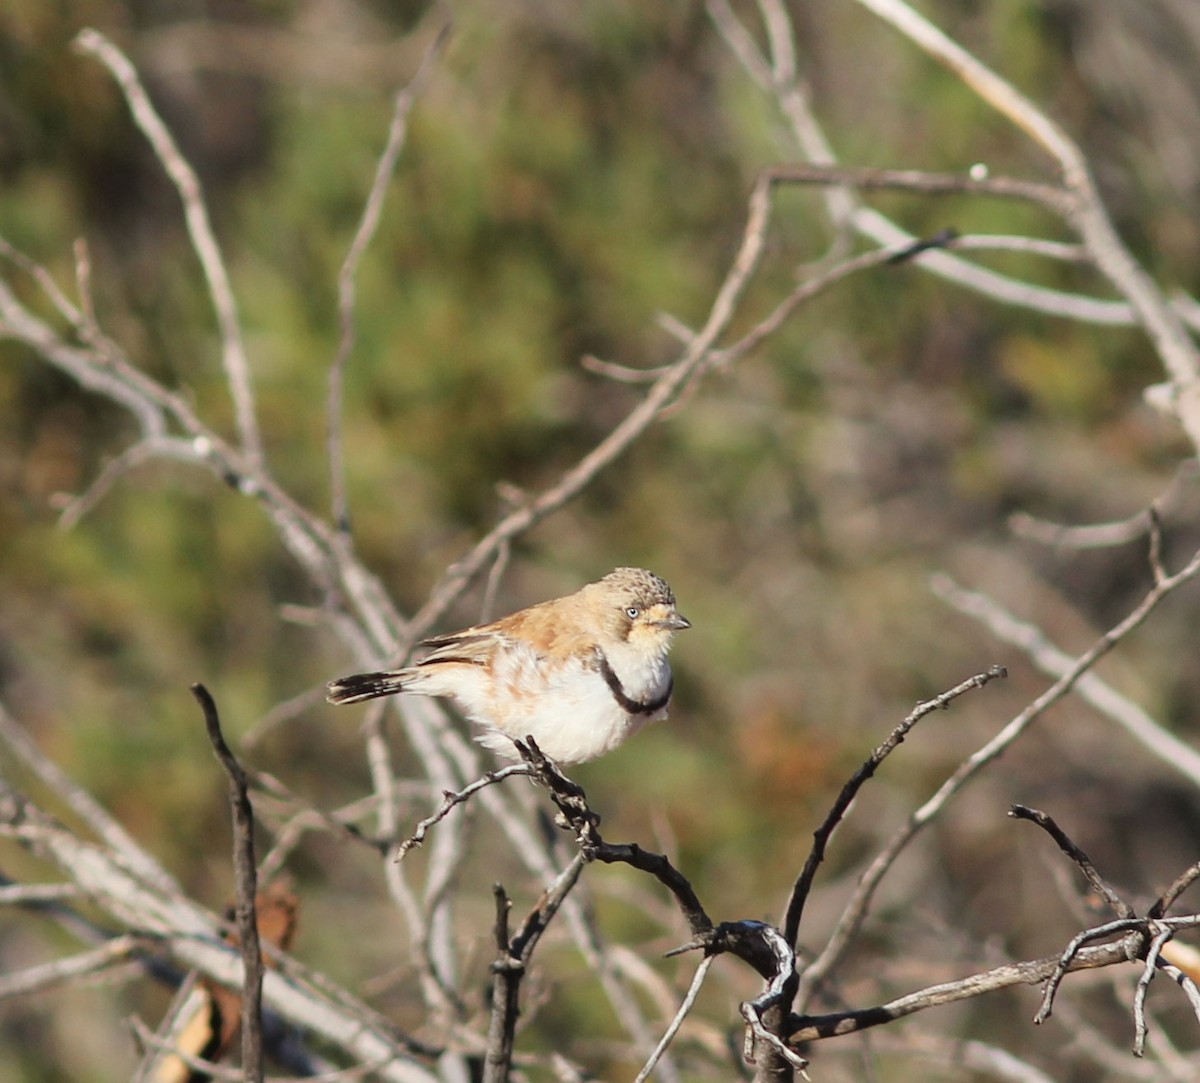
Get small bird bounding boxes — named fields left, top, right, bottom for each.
left=326, top=568, right=690, bottom=764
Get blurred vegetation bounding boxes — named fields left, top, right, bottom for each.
left=3, top=1, right=1200, bottom=1079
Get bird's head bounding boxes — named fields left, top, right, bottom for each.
left=588, top=567, right=690, bottom=653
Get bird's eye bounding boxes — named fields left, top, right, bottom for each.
left=625, top=606, right=641, bottom=620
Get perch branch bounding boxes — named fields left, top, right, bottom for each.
left=395, top=764, right=532, bottom=861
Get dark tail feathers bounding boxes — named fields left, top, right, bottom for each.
left=326, top=671, right=407, bottom=705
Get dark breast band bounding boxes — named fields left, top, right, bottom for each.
left=596, top=653, right=673, bottom=716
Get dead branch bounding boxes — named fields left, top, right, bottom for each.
left=395, top=764, right=533, bottom=861
left=329, top=20, right=450, bottom=535
left=1009, top=805, right=1134, bottom=919
left=193, top=684, right=264, bottom=1082
left=483, top=854, right=587, bottom=1083
left=74, top=29, right=263, bottom=469
left=789, top=936, right=1141, bottom=1042
left=783, top=666, right=1008, bottom=947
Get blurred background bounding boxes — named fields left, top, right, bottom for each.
left=3, top=1, right=1200, bottom=1079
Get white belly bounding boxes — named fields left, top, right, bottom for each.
left=427, top=644, right=673, bottom=764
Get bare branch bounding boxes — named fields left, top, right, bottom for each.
left=484, top=854, right=588, bottom=1083
left=74, top=28, right=263, bottom=467
left=711, top=0, right=1200, bottom=337
left=0, top=778, right=441, bottom=1081
left=633, top=956, right=716, bottom=1083
left=932, top=562, right=1200, bottom=790
left=791, top=936, right=1142, bottom=1042
left=0, top=276, right=166, bottom=438
left=0, top=881, right=81, bottom=906
left=1152, top=861, right=1200, bottom=919
left=952, top=233, right=1089, bottom=262
left=0, top=700, right=184, bottom=898
left=402, top=170, right=778, bottom=649
left=796, top=552, right=1200, bottom=1009
left=329, top=21, right=450, bottom=535
left=1039, top=920, right=1143, bottom=1024
left=738, top=921, right=807, bottom=1078
left=851, top=0, right=1200, bottom=451
left=783, top=666, right=1007, bottom=947
left=395, top=764, right=532, bottom=861
left=1009, top=805, right=1134, bottom=919
left=765, top=162, right=1070, bottom=213
left=0, top=934, right=143, bottom=1000
left=1133, top=925, right=1176, bottom=1056
left=193, top=683, right=264, bottom=1082
left=515, top=739, right=715, bottom=943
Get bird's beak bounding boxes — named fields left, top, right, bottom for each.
left=658, top=611, right=691, bottom=631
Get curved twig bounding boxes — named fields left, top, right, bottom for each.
left=75, top=29, right=263, bottom=468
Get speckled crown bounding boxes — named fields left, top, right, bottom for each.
left=600, top=567, right=675, bottom=606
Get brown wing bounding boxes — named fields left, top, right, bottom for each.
left=415, top=629, right=507, bottom=667
left=415, top=591, right=594, bottom=665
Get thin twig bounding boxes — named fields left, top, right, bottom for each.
left=1036, top=917, right=1149, bottom=1024
left=634, top=956, right=716, bottom=1083
left=0, top=235, right=86, bottom=328
left=765, top=162, right=1070, bottom=213
left=580, top=353, right=666, bottom=383
left=479, top=540, right=512, bottom=624
left=932, top=559, right=1200, bottom=790
left=1009, top=509, right=1153, bottom=550
left=192, top=683, right=264, bottom=1083
left=396, top=764, right=532, bottom=861
left=1147, top=506, right=1168, bottom=584
left=1151, top=861, right=1200, bottom=919
left=1009, top=805, right=1134, bottom=919
left=1012, top=460, right=1197, bottom=555
left=56, top=437, right=199, bottom=530
left=329, top=22, right=450, bottom=535
left=790, top=935, right=1144, bottom=1042
left=783, top=666, right=1007, bottom=946
left=715, top=239, right=927, bottom=369
left=796, top=552, right=1200, bottom=1010
left=401, top=169, right=778, bottom=651
left=72, top=236, right=97, bottom=328
left=1133, top=924, right=1174, bottom=1056
left=75, top=29, right=263, bottom=468
left=0, top=934, right=143, bottom=999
